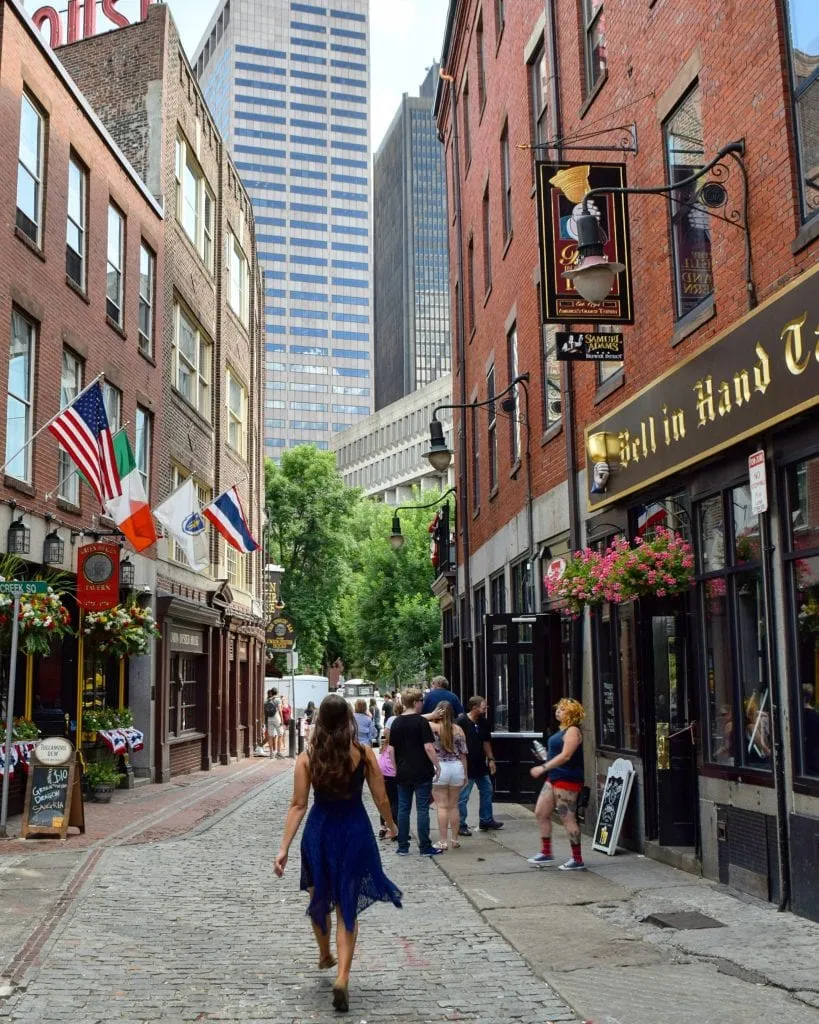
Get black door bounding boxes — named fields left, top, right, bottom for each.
left=483, top=613, right=550, bottom=802
left=647, top=607, right=697, bottom=846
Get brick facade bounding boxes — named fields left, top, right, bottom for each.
left=59, top=4, right=266, bottom=780
left=0, top=0, right=164, bottom=775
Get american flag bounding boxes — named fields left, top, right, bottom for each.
left=48, top=382, right=121, bottom=506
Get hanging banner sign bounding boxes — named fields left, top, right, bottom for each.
left=26, top=0, right=155, bottom=49
left=536, top=161, right=634, bottom=324
left=555, top=331, right=624, bottom=361
left=266, top=614, right=296, bottom=652
left=76, top=543, right=120, bottom=611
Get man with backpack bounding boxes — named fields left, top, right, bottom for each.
left=264, top=688, right=284, bottom=758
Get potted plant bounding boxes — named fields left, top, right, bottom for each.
left=84, top=756, right=121, bottom=802
left=83, top=602, right=160, bottom=658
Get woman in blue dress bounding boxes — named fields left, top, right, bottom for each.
left=274, top=693, right=401, bottom=1013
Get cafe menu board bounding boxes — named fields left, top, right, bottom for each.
left=592, top=757, right=635, bottom=856
left=21, top=740, right=85, bottom=840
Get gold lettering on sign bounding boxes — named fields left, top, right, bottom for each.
left=694, top=376, right=715, bottom=427
left=733, top=370, right=751, bottom=406
left=619, top=430, right=631, bottom=468
left=717, top=381, right=732, bottom=416
left=754, top=343, right=770, bottom=394
left=782, top=313, right=810, bottom=375
left=661, top=406, right=686, bottom=445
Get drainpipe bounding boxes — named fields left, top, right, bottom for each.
left=545, top=0, right=582, bottom=698
left=439, top=68, right=473, bottom=697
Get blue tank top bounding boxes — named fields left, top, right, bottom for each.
left=547, top=728, right=584, bottom=783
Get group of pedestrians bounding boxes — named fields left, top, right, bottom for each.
left=264, top=687, right=292, bottom=759
left=274, top=679, right=587, bottom=1013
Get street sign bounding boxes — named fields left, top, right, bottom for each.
left=749, top=450, right=768, bottom=515
left=555, top=331, right=624, bottom=361
left=0, top=581, right=47, bottom=596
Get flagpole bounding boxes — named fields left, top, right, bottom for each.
left=0, top=372, right=105, bottom=479
left=44, top=423, right=130, bottom=502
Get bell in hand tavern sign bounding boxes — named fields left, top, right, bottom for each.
left=266, top=613, right=295, bottom=653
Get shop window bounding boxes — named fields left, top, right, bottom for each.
left=783, top=0, right=819, bottom=220
left=490, top=570, right=506, bottom=613
left=785, top=454, right=819, bottom=779
left=594, top=598, right=639, bottom=751
left=511, top=558, right=534, bottom=614
left=169, top=654, right=201, bottom=735
left=696, top=484, right=769, bottom=771
left=664, top=86, right=713, bottom=321
left=473, top=581, right=487, bottom=692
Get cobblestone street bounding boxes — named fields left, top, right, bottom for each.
left=0, top=766, right=579, bottom=1024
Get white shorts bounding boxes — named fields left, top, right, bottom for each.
left=435, top=761, right=465, bottom=787
left=267, top=718, right=284, bottom=738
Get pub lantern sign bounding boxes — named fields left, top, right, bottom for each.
left=536, top=161, right=634, bottom=325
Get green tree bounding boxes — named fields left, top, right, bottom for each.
left=264, top=448, right=359, bottom=670
left=337, top=496, right=446, bottom=687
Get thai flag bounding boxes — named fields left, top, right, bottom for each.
left=203, top=486, right=259, bottom=554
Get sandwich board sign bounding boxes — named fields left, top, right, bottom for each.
left=20, top=738, right=85, bottom=840
left=592, top=757, right=635, bottom=856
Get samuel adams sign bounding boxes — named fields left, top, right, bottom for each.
left=585, top=263, right=819, bottom=511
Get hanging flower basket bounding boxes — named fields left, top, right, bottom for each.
left=0, top=717, right=41, bottom=741
left=83, top=603, right=160, bottom=658
left=546, top=528, right=695, bottom=615
left=0, top=584, right=73, bottom=657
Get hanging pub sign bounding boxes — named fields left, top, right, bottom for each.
left=266, top=613, right=296, bottom=652
left=76, top=542, right=120, bottom=611
left=536, top=161, right=634, bottom=324
left=584, top=262, right=819, bottom=511
left=555, top=331, right=624, bottom=361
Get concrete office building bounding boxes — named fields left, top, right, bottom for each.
left=193, top=0, right=372, bottom=458
left=374, top=63, right=450, bottom=411
left=332, top=373, right=454, bottom=503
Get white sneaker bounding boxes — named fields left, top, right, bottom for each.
left=558, top=858, right=586, bottom=871
left=527, top=853, right=555, bottom=866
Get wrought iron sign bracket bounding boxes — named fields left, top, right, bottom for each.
left=520, top=123, right=638, bottom=155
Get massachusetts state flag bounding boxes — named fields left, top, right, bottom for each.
left=48, top=382, right=121, bottom=507
left=203, top=486, right=259, bottom=554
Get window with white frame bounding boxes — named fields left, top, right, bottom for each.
left=228, top=232, right=250, bottom=326
left=58, top=348, right=82, bottom=505
left=226, top=367, right=247, bottom=456
left=500, top=121, right=512, bottom=241
left=17, top=94, right=45, bottom=246
left=226, top=544, right=245, bottom=588
left=487, top=364, right=498, bottom=491
left=583, top=0, right=606, bottom=94
left=529, top=42, right=548, bottom=173
left=175, top=134, right=215, bottom=270
left=66, top=154, right=87, bottom=289
left=6, top=311, right=35, bottom=482
left=106, top=203, right=125, bottom=326
left=103, top=381, right=122, bottom=434
left=173, top=303, right=212, bottom=419
left=135, top=405, right=151, bottom=497
left=507, top=324, right=520, bottom=463
left=138, top=242, right=155, bottom=355
left=784, top=0, right=819, bottom=219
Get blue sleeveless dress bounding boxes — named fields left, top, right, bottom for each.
left=300, top=758, right=403, bottom=932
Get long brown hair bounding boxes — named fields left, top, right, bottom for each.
left=435, top=700, right=455, bottom=753
left=308, top=694, right=365, bottom=797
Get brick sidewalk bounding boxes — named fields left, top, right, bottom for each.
left=0, top=753, right=292, bottom=853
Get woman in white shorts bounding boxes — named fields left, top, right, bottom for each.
left=427, top=701, right=468, bottom=850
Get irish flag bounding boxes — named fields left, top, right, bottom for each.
left=104, top=432, right=157, bottom=552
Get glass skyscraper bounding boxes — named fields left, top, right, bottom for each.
left=194, top=0, right=372, bottom=457
left=373, top=63, right=450, bottom=411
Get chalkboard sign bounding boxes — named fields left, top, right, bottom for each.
left=21, top=740, right=85, bottom=840
left=592, top=757, right=635, bottom=856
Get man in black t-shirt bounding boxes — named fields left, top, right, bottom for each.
left=456, top=695, right=504, bottom=834
left=388, top=687, right=441, bottom=856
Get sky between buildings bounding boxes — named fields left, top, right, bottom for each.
left=167, top=0, right=449, bottom=149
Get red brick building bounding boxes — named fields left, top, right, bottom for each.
left=436, top=0, right=819, bottom=919
left=58, top=4, right=267, bottom=781
left=0, top=0, right=164, bottom=779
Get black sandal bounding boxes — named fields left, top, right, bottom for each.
left=332, top=983, right=349, bottom=1013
